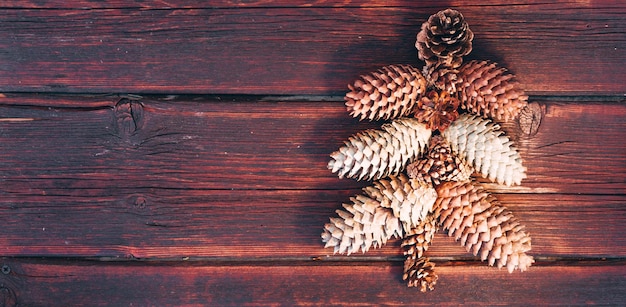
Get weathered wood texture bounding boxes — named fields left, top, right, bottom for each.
left=0, top=258, right=624, bottom=306
left=0, top=97, right=625, bottom=260
left=1, top=2, right=625, bottom=95
left=1, top=1, right=625, bottom=306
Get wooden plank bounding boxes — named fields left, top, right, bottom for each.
left=3, top=0, right=626, bottom=9
left=0, top=188, right=624, bottom=259
left=0, top=97, right=624, bottom=258
left=0, top=259, right=623, bottom=306
left=0, top=96, right=624, bottom=194
left=1, top=4, right=624, bottom=94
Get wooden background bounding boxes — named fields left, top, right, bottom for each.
left=1, top=1, right=625, bottom=305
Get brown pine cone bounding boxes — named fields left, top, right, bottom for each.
left=423, top=64, right=460, bottom=94
left=412, top=90, right=460, bottom=132
left=402, top=214, right=438, bottom=260
left=406, top=135, right=474, bottom=186
left=434, top=181, right=534, bottom=272
left=402, top=214, right=438, bottom=291
left=416, top=9, right=474, bottom=69
left=345, top=64, right=428, bottom=121
left=328, top=118, right=431, bottom=181
left=403, top=257, right=438, bottom=291
left=455, top=60, right=528, bottom=122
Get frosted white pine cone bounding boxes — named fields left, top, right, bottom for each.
left=321, top=175, right=437, bottom=255
left=321, top=200, right=400, bottom=255
left=328, top=118, right=431, bottom=181
left=442, top=114, right=526, bottom=186
left=364, top=174, right=437, bottom=231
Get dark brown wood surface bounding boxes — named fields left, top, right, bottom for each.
left=1, top=1, right=625, bottom=306
left=1, top=2, right=625, bottom=94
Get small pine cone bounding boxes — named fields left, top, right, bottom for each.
left=455, top=60, right=529, bottom=122
left=402, top=215, right=439, bottom=291
left=402, top=214, right=438, bottom=260
left=423, top=64, right=460, bottom=94
left=434, top=181, right=534, bottom=272
left=412, top=90, right=460, bottom=132
left=416, top=9, right=474, bottom=69
left=442, top=114, right=526, bottom=186
left=406, top=135, right=474, bottom=186
left=345, top=64, right=428, bottom=121
left=403, top=257, right=438, bottom=291
left=322, top=200, right=401, bottom=255
left=328, top=118, right=431, bottom=181
left=365, top=174, right=437, bottom=232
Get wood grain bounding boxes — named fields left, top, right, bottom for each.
left=1, top=2, right=624, bottom=305
left=1, top=3, right=624, bottom=94
left=1, top=96, right=624, bottom=194
left=0, top=189, right=624, bottom=259
left=0, top=258, right=623, bottom=306
left=0, top=97, right=624, bottom=259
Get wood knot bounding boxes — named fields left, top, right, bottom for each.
left=133, top=196, right=147, bottom=209
left=0, top=286, right=17, bottom=307
left=114, top=98, right=144, bottom=137
left=517, top=102, right=544, bottom=137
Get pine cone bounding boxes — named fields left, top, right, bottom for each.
left=366, top=174, right=437, bottom=231
left=412, top=90, right=460, bottom=132
left=416, top=9, right=474, bottom=69
left=434, top=181, right=534, bottom=272
left=402, top=214, right=438, bottom=260
left=346, top=64, right=428, bottom=121
left=423, top=64, right=459, bottom=94
left=403, top=257, right=438, bottom=292
left=407, top=135, right=474, bottom=186
left=442, top=114, right=526, bottom=186
left=322, top=201, right=401, bottom=255
left=321, top=174, right=436, bottom=254
left=455, top=60, right=528, bottom=122
left=402, top=213, right=438, bottom=291
left=328, top=118, right=431, bottom=181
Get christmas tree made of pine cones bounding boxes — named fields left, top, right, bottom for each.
left=322, top=9, right=534, bottom=292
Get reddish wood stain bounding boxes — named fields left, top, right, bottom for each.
left=0, top=1, right=624, bottom=306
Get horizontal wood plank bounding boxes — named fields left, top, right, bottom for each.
left=1, top=3, right=624, bottom=94
left=0, top=97, right=624, bottom=259
left=9, top=0, right=625, bottom=9
left=0, top=189, right=624, bottom=259
left=0, top=259, right=623, bottom=306
left=0, top=96, right=624, bottom=194
left=2, top=2, right=623, bottom=305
